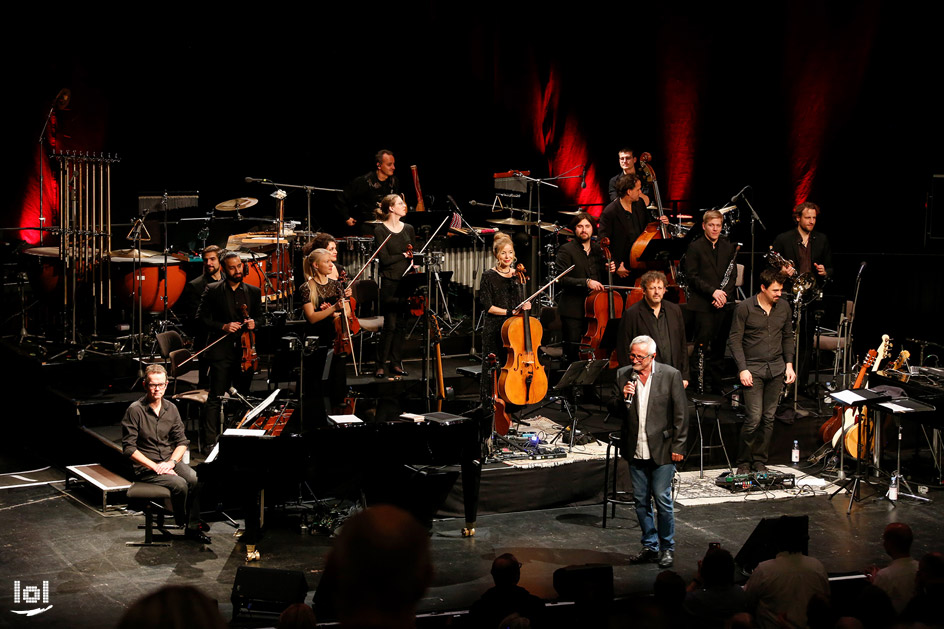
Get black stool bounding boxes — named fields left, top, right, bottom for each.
left=683, top=398, right=732, bottom=478
left=126, top=482, right=182, bottom=547
left=602, top=431, right=634, bottom=528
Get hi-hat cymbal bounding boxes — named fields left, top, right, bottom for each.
left=487, top=217, right=535, bottom=226
left=557, top=210, right=582, bottom=216
left=215, top=197, right=259, bottom=212
left=537, top=222, right=573, bottom=236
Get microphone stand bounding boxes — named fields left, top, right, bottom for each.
left=448, top=197, right=486, bottom=358
left=732, top=188, right=765, bottom=295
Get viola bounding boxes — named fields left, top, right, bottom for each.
left=580, top=237, right=622, bottom=366
left=240, top=304, right=259, bottom=373
left=498, top=265, right=548, bottom=406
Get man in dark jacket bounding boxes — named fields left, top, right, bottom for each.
left=469, top=553, right=546, bottom=628
left=197, top=251, right=262, bottom=449
left=616, top=335, right=688, bottom=568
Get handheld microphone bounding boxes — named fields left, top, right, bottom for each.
left=624, top=371, right=638, bottom=408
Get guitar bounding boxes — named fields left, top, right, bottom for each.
left=829, top=335, right=891, bottom=450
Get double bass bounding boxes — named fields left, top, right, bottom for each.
left=580, top=237, right=622, bottom=365
left=498, top=265, right=548, bottom=406
left=628, top=152, right=685, bottom=305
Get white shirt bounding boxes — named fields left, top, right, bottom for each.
left=633, top=362, right=655, bottom=460
left=873, top=556, right=919, bottom=614
left=745, top=551, right=830, bottom=629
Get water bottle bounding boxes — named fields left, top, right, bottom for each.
left=888, top=474, right=899, bottom=501
left=730, top=385, right=740, bottom=409
left=791, top=440, right=800, bottom=465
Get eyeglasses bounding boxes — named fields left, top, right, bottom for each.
left=628, top=352, right=653, bottom=362
left=146, top=382, right=168, bottom=389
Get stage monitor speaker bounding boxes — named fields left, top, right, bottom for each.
left=230, top=566, right=309, bottom=620
left=553, top=563, right=614, bottom=605
left=735, top=514, right=809, bottom=575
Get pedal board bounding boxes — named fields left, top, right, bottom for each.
left=715, top=470, right=796, bottom=492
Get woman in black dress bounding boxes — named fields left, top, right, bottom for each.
left=478, top=232, right=531, bottom=403
left=373, top=194, right=416, bottom=378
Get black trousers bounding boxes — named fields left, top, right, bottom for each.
left=204, top=357, right=253, bottom=447
left=135, top=462, right=201, bottom=529
left=378, top=278, right=407, bottom=367
left=689, top=306, right=734, bottom=390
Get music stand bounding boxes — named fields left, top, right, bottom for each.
left=828, top=388, right=892, bottom=513
left=535, top=359, right=608, bottom=450
left=874, top=397, right=935, bottom=504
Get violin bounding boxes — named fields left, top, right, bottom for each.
left=240, top=304, right=259, bottom=373
left=498, top=265, right=548, bottom=406
left=333, top=269, right=360, bottom=358
left=580, top=237, right=622, bottom=366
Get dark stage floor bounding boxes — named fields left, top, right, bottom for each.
left=2, top=361, right=942, bottom=628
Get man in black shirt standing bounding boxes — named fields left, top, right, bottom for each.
left=683, top=210, right=738, bottom=393
left=197, top=251, right=262, bottom=450
left=337, top=149, right=400, bottom=233
left=121, top=364, right=209, bottom=543
left=599, top=174, right=658, bottom=286
left=728, top=268, right=795, bottom=475
left=607, top=146, right=651, bottom=205
left=178, top=245, right=223, bottom=386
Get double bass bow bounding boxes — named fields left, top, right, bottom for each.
left=498, top=264, right=574, bottom=407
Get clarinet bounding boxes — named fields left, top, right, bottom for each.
left=719, top=244, right=742, bottom=293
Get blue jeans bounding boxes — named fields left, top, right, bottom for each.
left=629, top=459, right=676, bottom=551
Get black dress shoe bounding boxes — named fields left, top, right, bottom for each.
left=753, top=462, right=768, bottom=473
left=389, top=364, right=408, bottom=377
left=374, top=368, right=385, bottom=378
left=185, top=529, right=212, bottom=544
left=196, top=520, right=211, bottom=533
left=659, top=549, right=674, bottom=568
left=736, top=463, right=752, bottom=476
left=629, top=547, right=660, bottom=564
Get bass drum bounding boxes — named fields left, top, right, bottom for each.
left=114, top=256, right=187, bottom=313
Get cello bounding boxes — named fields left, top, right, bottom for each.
left=580, top=237, right=622, bottom=365
left=498, top=265, right=548, bottom=406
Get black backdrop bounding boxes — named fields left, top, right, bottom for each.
left=6, top=2, right=944, bottom=352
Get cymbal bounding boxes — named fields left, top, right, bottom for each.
left=215, top=197, right=258, bottom=212
left=487, top=217, right=535, bottom=226
left=109, top=248, right=161, bottom=258
left=557, top=210, right=582, bottom=216
left=537, top=222, right=573, bottom=236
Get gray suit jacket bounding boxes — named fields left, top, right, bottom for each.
left=615, top=363, right=689, bottom=466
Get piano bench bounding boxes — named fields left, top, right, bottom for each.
left=125, top=483, right=182, bottom=547
left=66, top=463, right=132, bottom=513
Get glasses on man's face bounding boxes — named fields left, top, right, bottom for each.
left=628, top=352, right=652, bottom=362
left=146, top=382, right=167, bottom=389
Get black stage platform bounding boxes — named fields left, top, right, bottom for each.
left=1, top=345, right=942, bottom=627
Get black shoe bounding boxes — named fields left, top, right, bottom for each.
left=658, top=549, right=674, bottom=568
left=185, top=529, right=212, bottom=544
left=374, top=368, right=385, bottom=379
left=629, top=547, right=660, bottom=564
left=196, top=520, right=211, bottom=533
left=736, top=463, right=752, bottom=476
left=753, top=462, right=768, bottom=473
left=390, top=364, right=408, bottom=377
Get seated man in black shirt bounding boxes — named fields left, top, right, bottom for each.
left=121, top=364, right=210, bottom=543
left=337, top=149, right=400, bottom=234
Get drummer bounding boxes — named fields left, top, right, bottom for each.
left=769, top=202, right=833, bottom=395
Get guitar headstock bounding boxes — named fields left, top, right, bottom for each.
left=876, top=334, right=892, bottom=369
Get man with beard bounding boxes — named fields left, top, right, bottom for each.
left=554, top=212, right=613, bottom=362
left=197, top=251, right=262, bottom=450
left=178, top=245, right=224, bottom=386
left=617, top=270, right=689, bottom=388
left=770, top=202, right=833, bottom=393
left=683, top=210, right=738, bottom=392
left=728, top=268, right=795, bottom=475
